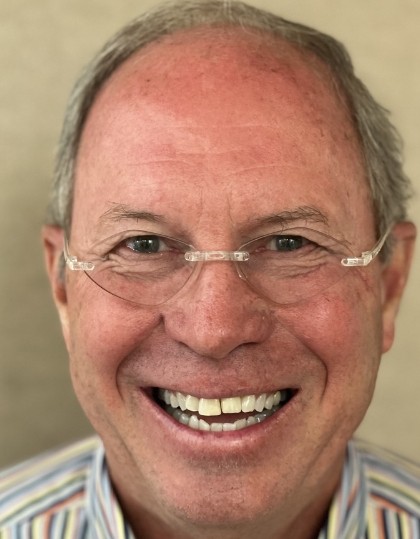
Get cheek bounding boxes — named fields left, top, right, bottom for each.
left=277, top=277, right=384, bottom=445
left=65, top=285, right=161, bottom=398
left=283, top=276, right=383, bottom=394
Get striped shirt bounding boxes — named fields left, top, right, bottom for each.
left=0, top=437, right=419, bottom=538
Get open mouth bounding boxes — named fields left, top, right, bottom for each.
left=153, top=388, right=295, bottom=432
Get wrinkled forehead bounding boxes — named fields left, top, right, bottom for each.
left=77, top=25, right=359, bottom=149
left=72, top=26, right=371, bottom=241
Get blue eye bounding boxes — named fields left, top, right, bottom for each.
left=126, top=236, right=162, bottom=253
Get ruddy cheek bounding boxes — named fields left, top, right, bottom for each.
left=69, top=295, right=162, bottom=374
left=276, top=291, right=372, bottom=365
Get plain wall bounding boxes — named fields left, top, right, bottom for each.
left=1, top=0, right=419, bottom=468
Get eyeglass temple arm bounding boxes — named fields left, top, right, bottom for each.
left=63, top=240, right=95, bottom=271
left=341, top=227, right=392, bottom=267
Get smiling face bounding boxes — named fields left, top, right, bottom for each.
left=43, top=27, right=413, bottom=539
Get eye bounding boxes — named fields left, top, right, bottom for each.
left=125, top=235, right=168, bottom=254
left=268, top=235, right=309, bottom=252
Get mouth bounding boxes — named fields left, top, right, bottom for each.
left=153, top=388, right=295, bottom=432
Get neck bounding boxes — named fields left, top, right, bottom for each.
left=110, top=445, right=345, bottom=539
left=121, top=481, right=337, bottom=539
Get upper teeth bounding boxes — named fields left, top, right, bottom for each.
left=159, top=389, right=286, bottom=416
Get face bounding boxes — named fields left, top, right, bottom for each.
left=44, top=28, right=415, bottom=539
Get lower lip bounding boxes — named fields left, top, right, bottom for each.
left=138, top=388, right=297, bottom=457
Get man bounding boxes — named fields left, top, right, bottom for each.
left=1, top=1, right=419, bottom=537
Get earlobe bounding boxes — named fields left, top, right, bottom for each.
left=41, top=225, right=69, bottom=331
left=381, top=221, right=416, bottom=353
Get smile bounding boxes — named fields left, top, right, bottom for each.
left=155, top=388, right=294, bottom=432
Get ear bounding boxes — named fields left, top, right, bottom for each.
left=381, top=221, right=416, bottom=353
left=42, top=225, right=70, bottom=338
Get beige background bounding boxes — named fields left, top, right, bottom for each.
left=0, top=0, right=419, bottom=469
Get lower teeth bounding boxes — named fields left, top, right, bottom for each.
left=166, top=404, right=281, bottom=432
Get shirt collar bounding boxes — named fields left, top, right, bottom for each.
left=86, top=441, right=135, bottom=539
left=318, top=441, right=367, bottom=539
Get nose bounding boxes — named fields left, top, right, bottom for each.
left=162, top=261, right=273, bottom=360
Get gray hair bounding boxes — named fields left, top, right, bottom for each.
left=47, top=0, right=412, bottom=247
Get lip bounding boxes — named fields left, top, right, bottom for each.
left=138, top=386, right=299, bottom=458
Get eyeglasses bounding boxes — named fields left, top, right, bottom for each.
left=64, top=226, right=390, bottom=306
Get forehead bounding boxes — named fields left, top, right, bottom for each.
left=80, top=26, right=352, bottom=134
left=73, top=26, right=373, bottom=241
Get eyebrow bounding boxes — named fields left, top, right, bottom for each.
left=99, top=204, right=166, bottom=225
left=98, top=203, right=329, bottom=232
left=251, top=206, right=329, bottom=228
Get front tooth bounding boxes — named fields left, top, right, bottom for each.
left=199, top=398, right=221, bottom=416
left=211, top=423, right=223, bottom=432
left=221, top=396, right=242, bottom=414
left=241, top=395, right=256, bottom=412
left=222, top=423, right=236, bottom=431
left=185, top=395, right=199, bottom=412
left=255, top=393, right=266, bottom=412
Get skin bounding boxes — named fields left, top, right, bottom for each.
left=43, top=28, right=415, bottom=539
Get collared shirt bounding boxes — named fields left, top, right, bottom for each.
left=1, top=437, right=419, bottom=538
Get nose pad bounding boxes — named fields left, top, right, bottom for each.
left=162, top=260, right=273, bottom=360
